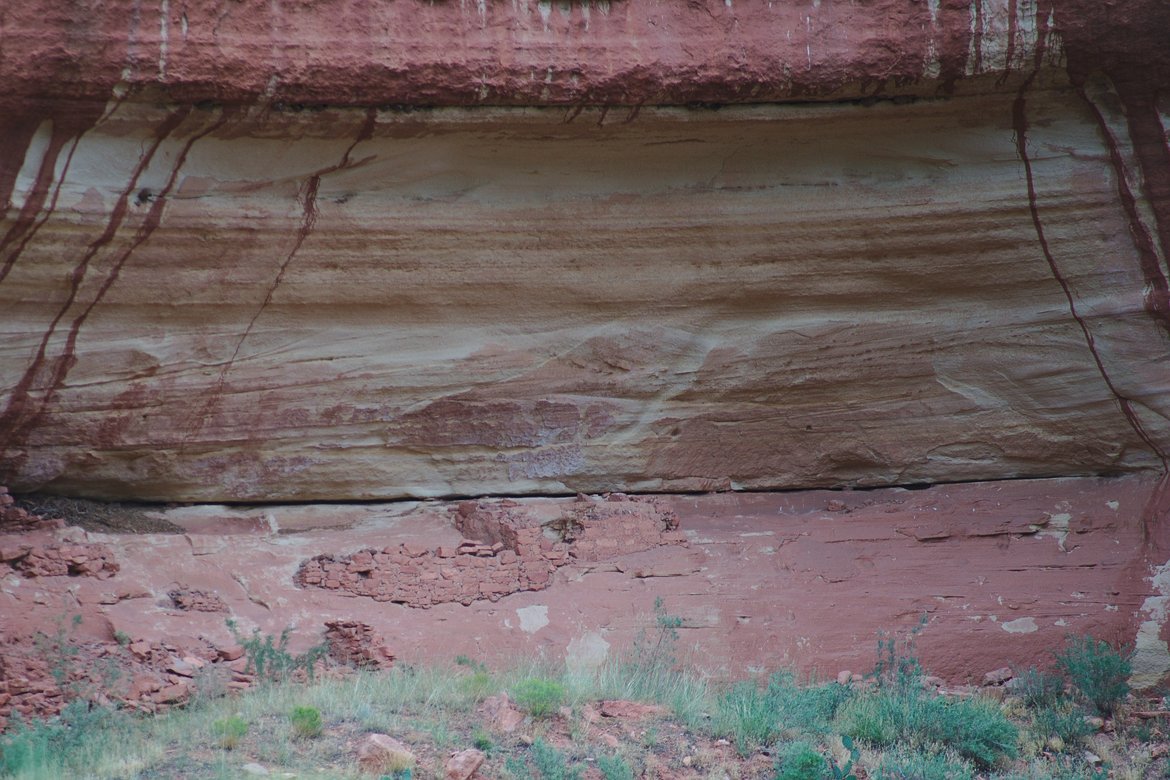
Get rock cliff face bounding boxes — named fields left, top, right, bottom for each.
left=1, top=0, right=1170, bottom=684
left=1, top=0, right=1169, bottom=501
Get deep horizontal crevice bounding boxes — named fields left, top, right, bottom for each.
left=9, top=470, right=1151, bottom=513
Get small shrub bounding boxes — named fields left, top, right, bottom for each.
left=1012, top=667, right=1065, bottom=709
left=226, top=619, right=328, bottom=684
left=211, top=715, right=249, bottom=749
left=596, top=752, right=634, bottom=780
left=290, top=705, right=323, bottom=738
left=1054, top=635, right=1131, bottom=716
left=512, top=677, right=566, bottom=718
left=774, top=740, right=829, bottom=780
left=872, top=615, right=929, bottom=692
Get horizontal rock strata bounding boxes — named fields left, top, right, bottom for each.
left=0, top=2, right=1168, bottom=501
left=1, top=90, right=1169, bottom=500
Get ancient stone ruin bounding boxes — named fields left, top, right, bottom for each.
left=1, top=0, right=1169, bottom=726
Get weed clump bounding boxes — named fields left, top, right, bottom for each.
left=511, top=677, right=566, bottom=718
left=289, top=705, right=323, bottom=738
left=595, top=752, right=634, bottom=780
left=211, top=715, right=248, bottom=749
left=838, top=687, right=1018, bottom=768
left=1011, top=667, right=1066, bottom=709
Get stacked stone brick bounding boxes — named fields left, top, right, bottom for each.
left=0, top=541, right=118, bottom=579
left=0, top=486, right=64, bottom=532
left=324, top=620, right=395, bottom=669
left=295, top=494, right=685, bottom=607
left=168, top=587, right=229, bottom=612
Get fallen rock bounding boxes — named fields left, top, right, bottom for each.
left=982, top=667, right=1013, bottom=686
left=357, top=734, right=416, bottom=774
left=478, top=694, right=525, bottom=734
left=152, top=682, right=191, bottom=704
left=445, top=748, right=486, bottom=780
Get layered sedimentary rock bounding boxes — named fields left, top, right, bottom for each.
left=1, top=0, right=1168, bottom=501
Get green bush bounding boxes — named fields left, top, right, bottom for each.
left=872, top=615, right=929, bottom=692
left=472, top=727, right=493, bottom=752
left=596, top=752, right=634, bottom=780
left=511, top=677, right=566, bottom=718
left=1054, top=636, right=1131, bottom=716
left=289, top=705, right=323, bottom=738
left=837, top=689, right=1017, bottom=768
left=211, top=715, right=249, bottom=749
left=774, top=740, right=829, bottom=780
left=1029, top=703, right=1092, bottom=750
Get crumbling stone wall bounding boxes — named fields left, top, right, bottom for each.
left=295, top=494, right=686, bottom=607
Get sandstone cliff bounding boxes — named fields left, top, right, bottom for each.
left=2, top=0, right=1170, bottom=693
left=2, top=0, right=1169, bottom=501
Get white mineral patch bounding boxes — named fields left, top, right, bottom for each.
left=515, top=604, right=549, bottom=634
left=1001, top=617, right=1038, bottom=633
left=565, top=631, right=609, bottom=673
left=1131, top=559, right=1170, bottom=689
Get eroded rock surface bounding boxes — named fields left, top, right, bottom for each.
left=296, top=494, right=682, bottom=605
left=1, top=477, right=1167, bottom=711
